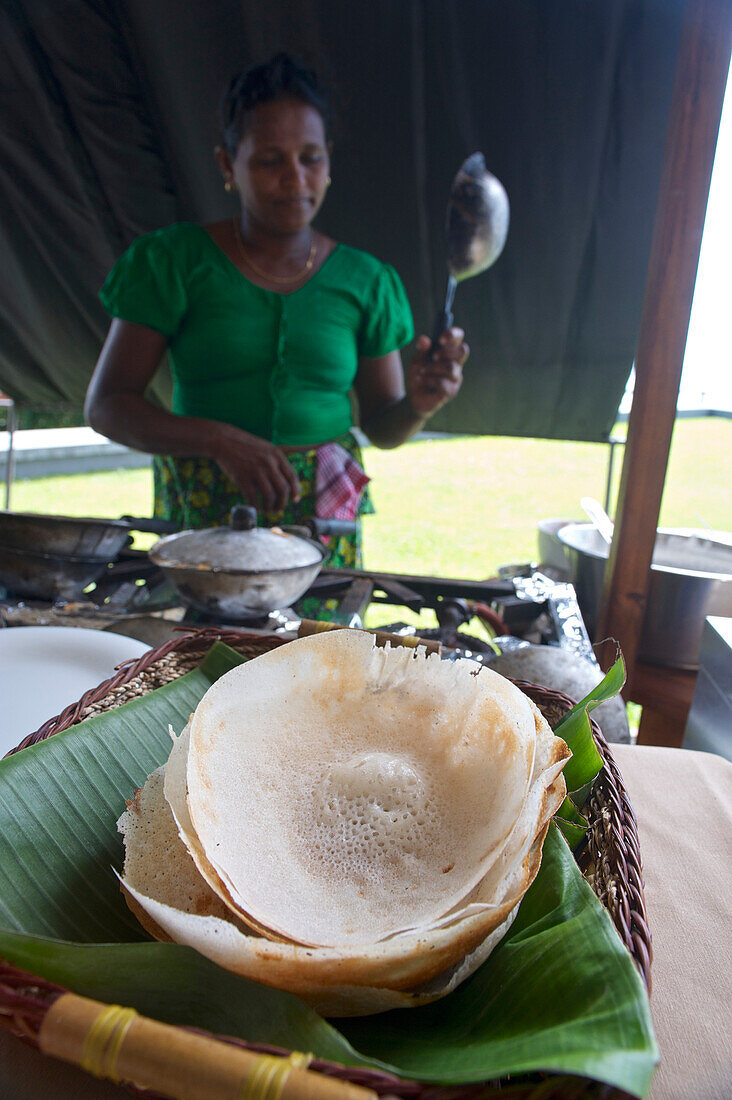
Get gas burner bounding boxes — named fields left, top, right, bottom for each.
left=179, top=605, right=300, bottom=633
left=316, top=569, right=595, bottom=662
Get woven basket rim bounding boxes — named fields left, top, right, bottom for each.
left=0, top=626, right=652, bottom=1100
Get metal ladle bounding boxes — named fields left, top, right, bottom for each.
left=432, top=152, right=510, bottom=345
left=581, top=496, right=615, bottom=546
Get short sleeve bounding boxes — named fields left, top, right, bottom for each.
left=358, top=263, right=415, bottom=358
left=99, top=230, right=187, bottom=338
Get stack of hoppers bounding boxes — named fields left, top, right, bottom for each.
left=118, top=629, right=570, bottom=1016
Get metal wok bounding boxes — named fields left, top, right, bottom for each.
left=0, top=512, right=178, bottom=600
left=0, top=510, right=177, bottom=559
left=148, top=505, right=356, bottom=618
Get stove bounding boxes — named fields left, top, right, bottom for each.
left=0, top=549, right=595, bottom=663
left=307, top=565, right=595, bottom=662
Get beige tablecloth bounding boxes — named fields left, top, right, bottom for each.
left=611, top=744, right=732, bottom=1100
left=1, top=744, right=730, bottom=1099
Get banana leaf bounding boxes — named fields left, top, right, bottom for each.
left=0, top=641, right=657, bottom=1096
left=553, top=650, right=626, bottom=793
left=553, top=650, right=627, bottom=847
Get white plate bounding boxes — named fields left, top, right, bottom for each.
left=0, top=626, right=150, bottom=756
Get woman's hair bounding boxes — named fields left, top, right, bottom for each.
left=220, top=52, right=332, bottom=155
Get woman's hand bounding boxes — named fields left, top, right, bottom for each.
left=355, top=329, right=468, bottom=449
left=406, top=327, right=468, bottom=417
left=210, top=425, right=301, bottom=514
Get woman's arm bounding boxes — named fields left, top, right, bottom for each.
left=355, top=328, right=468, bottom=449
left=85, top=319, right=301, bottom=511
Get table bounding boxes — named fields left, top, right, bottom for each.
left=1, top=745, right=730, bottom=1099
left=613, top=744, right=732, bottom=1098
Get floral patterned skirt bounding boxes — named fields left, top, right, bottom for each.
left=152, top=434, right=374, bottom=574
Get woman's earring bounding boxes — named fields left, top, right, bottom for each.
left=224, top=179, right=236, bottom=193
left=326, top=176, right=332, bottom=187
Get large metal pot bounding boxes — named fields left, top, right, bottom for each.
left=557, top=523, right=732, bottom=669
left=148, top=506, right=355, bottom=618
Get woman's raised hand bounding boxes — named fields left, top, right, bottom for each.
left=406, top=327, right=469, bottom=417
left=211, top=425, right=302, bottom=514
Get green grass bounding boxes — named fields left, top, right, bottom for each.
left=7, top=417, right=731, bottom=575
left=365, top=417, right=731, bottom=576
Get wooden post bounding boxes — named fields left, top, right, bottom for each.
left=596, top=0, right=732, bottom=688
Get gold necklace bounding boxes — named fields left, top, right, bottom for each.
left=232, top=217, right=316, bottom=284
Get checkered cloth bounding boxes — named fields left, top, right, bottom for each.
left=315, top=442, right=370, bottom=520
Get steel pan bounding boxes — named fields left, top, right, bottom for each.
left=558, top=523, right=732, bottom=669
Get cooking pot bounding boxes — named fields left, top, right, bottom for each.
left=557, top=523, right=732, bottom=669
left=148, top=505, right=356, bottom=618
left=0, top=510, right=177, bottom=559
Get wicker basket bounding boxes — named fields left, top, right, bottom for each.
left=0, top=627, right=652, bottom=1100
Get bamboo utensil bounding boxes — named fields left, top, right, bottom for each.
left=39, top=992, right=375, bottom=1100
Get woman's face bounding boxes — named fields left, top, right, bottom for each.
left=225, top=98, right=331, bottom=236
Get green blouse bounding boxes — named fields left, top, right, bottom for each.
left=99, top=223, right=414, bottom=447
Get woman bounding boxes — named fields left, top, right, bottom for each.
left=85, top=53, right=468, bottom=572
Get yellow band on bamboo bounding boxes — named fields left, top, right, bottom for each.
left=240, top=1051, right=313, bottom=1100
left=79, top=1003, right=138, bottom=1082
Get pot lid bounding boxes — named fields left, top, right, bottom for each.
left=150, top=506, right=323, bottom=572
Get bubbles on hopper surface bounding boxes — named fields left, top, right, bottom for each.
left=297, top=752, right=442, bottom=884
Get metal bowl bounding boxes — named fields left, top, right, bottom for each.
left=557, top=523, right=732, bottom=669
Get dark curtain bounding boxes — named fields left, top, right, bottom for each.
left=0, top=0, right=684, bottom=441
